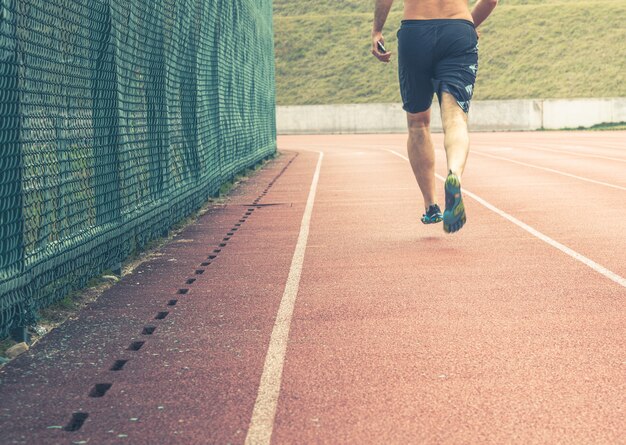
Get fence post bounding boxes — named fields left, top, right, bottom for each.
left=145, top=3, right=170, bottom=200
left=0, top=0, right=28, bottom=339
left=0, top=0, right=24, bottom=281
left=180, top=0, right=200, bottom=181
left=215, top=0, right=227, bottom=186
left=91, top=1, right=122, bottom=227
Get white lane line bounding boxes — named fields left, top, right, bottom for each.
left=531, top=144, right=626, bottom=163
left=587, top=143, right=626, bottom=150
left=245, top=151, right=324, bottom=445
left=384, top=149, right=626, bottom=289
left=482, top=144, right=626, bottom=163
left=472, top=150, right=626, bottom=192
left=541, top=142, right=626, bottom=154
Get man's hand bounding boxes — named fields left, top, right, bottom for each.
left=371, top=32, right=391, bottom=63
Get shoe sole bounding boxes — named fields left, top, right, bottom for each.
left=443, top=174, right=466, bottom=233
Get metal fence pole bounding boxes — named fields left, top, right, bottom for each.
left=0, top=0, right=28, bottom=339
left=91, top=1, right=122, bottom=227
left=145, top=4, right=170, bottom=200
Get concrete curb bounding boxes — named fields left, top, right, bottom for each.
left=276, top=98, right=626, bottom=134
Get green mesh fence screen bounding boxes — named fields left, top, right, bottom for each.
left=0, top=0, right=276, bottom=337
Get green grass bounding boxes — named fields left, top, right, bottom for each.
left=587, top=122, right=626, bottom=131
left=274, top=0, right=626, bottom=105
left=556, top=121, right=626, bottom=131
left=0, top=338, right=17, bottom=360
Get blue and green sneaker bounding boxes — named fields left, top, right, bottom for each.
left=443, top=171, right=466, bottom=233
left=421, top=204, right=443, bottom=224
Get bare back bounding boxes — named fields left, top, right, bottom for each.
left=404, top=0, right=473, bottom=22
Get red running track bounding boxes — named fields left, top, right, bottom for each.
left=0, top=131, right=624, bottom=444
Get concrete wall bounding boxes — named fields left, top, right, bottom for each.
left=470, top=100, right=543, bottom=131
left=542, top=98, right=626, bottom=129
left=276, top=98, right=626, bottom=134
left=276, top=103, right=415, bottom=134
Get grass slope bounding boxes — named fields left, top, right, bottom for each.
left=274, top=1, right=626, bottom=105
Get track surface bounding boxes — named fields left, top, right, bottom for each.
left=1, top=131, right=624, bottom=444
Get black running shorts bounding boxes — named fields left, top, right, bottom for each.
left=397, top=19, right=478, bottom=114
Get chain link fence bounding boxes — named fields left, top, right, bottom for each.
left=0, top=0, right=276, bottom=337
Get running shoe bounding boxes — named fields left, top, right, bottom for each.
left=443, top=171, right=466, bottom=233
left=421, top=204, right=443, bottom=224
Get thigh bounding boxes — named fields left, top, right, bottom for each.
left=397, top=24, right=436, bottom=114
left=440, top=91, right=468, bottom=129
left=433, top=21, right=479, bottom=113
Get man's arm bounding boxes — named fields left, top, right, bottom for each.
left=372, top=0, right=394, bottom=63
left=471, top=0, right=498, bottom=28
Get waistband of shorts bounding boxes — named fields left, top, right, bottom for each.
left=400, top=19, right=475, bottom=28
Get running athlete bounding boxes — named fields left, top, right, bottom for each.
left=372, top=0, right=498, bottom=233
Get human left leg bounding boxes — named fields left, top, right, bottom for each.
left=440, top=92, right=470, bottom=233
left=440, top=92, right=470, bottom=178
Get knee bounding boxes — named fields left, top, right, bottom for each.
left=407, top=112, right=431, bottom=135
